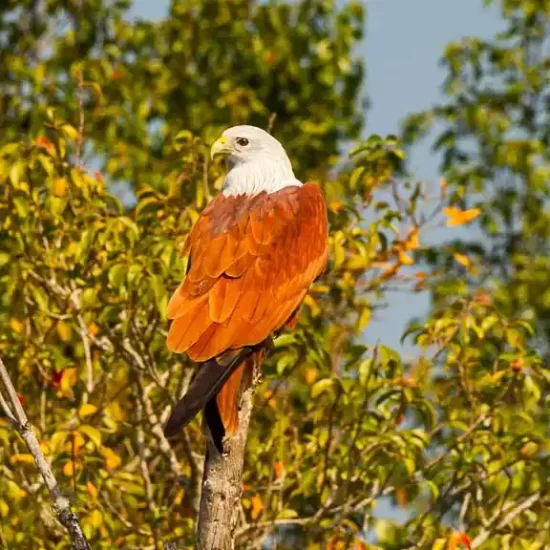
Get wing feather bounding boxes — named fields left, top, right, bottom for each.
left=167, top=183, right=328, bottom=361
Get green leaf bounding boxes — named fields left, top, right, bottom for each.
left=276, top=509, right=298, bottom=519
left=108, top=264, right=126, bottom=288
left=311, top=378, right=334, bottom=399
left=79, top=425, right=102, bottom=449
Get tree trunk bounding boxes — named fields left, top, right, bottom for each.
left=196, top=371, right=256, bottom=550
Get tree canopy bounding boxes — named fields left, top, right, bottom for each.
left=0, top=1, right=549, bottom=549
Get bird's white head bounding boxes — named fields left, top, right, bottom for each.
left=210, top=125, right=302, bottom=196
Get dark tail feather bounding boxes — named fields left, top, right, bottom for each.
left=204, top=398, right=225, bottom=454
left=164, top=346, right=254, bottom=440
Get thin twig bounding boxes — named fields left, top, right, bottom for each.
left=135, top=376, right=183, bottom=478
left=0, top=354, right=91, bottom=550
left=69, top=288, right=94, bottom=395
left=135, top=394, right=161, bottom=548
left=75, top=68, right=85, bottom=167
left=266, top=113, right=277, bottom=135
left=470, top=493, right=541, bottom=548
left=0, top=388, right=16, bottom=423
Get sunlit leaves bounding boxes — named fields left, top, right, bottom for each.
left=443, top=206, right=481, bottom=227
left=1, top=1, right=550, bottom=549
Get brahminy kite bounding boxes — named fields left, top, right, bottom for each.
left=164, top=125, right=328, bottom=451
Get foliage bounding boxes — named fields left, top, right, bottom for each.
left=402, top=0, right=550, bottom=359
left=0, top=1, right=549, bottom=550
left=0, top=0, right=364, bottom=190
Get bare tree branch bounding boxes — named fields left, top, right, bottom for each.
left=0, top=354, right=91, bottom=550
left=197, top=362, right=258, bottom=550
left=471, top=492, right=541, bottom=548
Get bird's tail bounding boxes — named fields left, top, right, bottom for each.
left=164, top=346, right=265, bottom=452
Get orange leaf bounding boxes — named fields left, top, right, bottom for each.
left=251, top=495, right=264, bottom=520
left=444, top=207, right=481, bottom=227
left=274, top=461, right=284, bottom=479
left=474, top=292, right=491, bottom=305
left=263, top=390, right=276, bottom=409
left=35, top=136, right=54, bottom=154
left=305, top=368, right=319, bottom=384
left=395, top=376, right=417, bottom=388
left=86, top=481, right=98, bottom=500
left=396, top=487, right=408, bottom=507
left=101, top=447, right=121, bottom=470
left=510, top=357, right=524, bottom=372
left=448, top=532, right=471, bottom=550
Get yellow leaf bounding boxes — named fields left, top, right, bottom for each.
left=453, top=252, right=470, bottom=267
left=251, top=494, right=264, bottom=520
left=303, top=294, right=321, bottom=317
left=40, top=440, right=50, bottom=455
left=61, top=123, right=80, bottom=142
left=71, top=432, right=86, bottom=454
left=79, top=403, right=97, bottom=417
left=0, top=500, right=8, bottom=517
left=59, top=368, right=78, bottom=399
left=88, top=509, right=102, bottom=528
left=56, top=320, right=71, bottom=341
left=404, top=227, right=419, bottom=250
left=107, top=401, right=125, bottom=422
left=519, top=441, right=539, bottom=458
left=6, top=480, right=26, bottom=501
left=53, top=178, right=68, bottom=197
left=9, top=317, right=24, bottom=334
left=398, top=250, right=414, bottom=265
left=10, top=454, right=35, bottom=465
left=63, top=461, right=75, bottom=477
left=443, top=207, right=481, bottom=227
left=173, top=488, right=185, bottom=506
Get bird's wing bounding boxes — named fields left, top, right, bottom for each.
left=166, top=182, right=328, bottom=361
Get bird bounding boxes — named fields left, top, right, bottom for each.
left=163, top=125, right=328, bottom=452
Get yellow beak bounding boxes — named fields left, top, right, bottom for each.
left=210, top=136, right=233, bottom=161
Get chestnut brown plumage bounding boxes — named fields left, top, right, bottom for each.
left=164, top=126, right=328, bottom=451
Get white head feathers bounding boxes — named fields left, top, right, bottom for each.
left=211, top=125, right=302, bottom=196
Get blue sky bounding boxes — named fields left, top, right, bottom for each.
left=129, top=0, right=503, bottom=354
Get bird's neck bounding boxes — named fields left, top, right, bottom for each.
left=221, top=158, right=302, bottom=196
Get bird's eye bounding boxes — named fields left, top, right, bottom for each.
left=236, top=137, right=249, bottom=147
